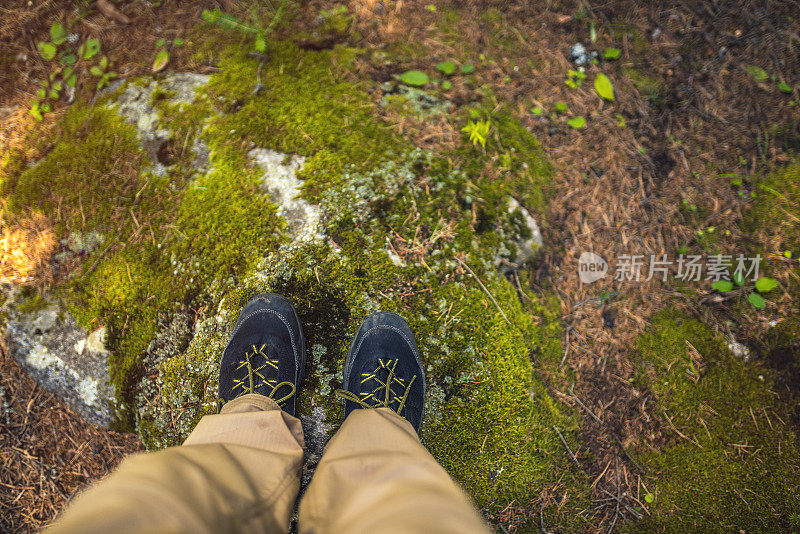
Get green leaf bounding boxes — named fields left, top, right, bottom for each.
left=52, top=81, right=63, bottom=91
left=425, top=4, right=436, bottom=11
left=48, top=89, right=59, bottom=99
left=40, top=102, right=51, bottom=113
left=36, top=88, right=46, bottom=99
left=38, top=42, right=57, bottom=60
left=90, top=66, right=104, bottom=76
left=441, top=80, right=452, bottom=90
left=594, top=73, right=615, bottom=101
left=711, top=280, right=733, bottom=292
left=755, top=277, right=778, bottom=293
left=156, top=38, right=166, bottom=47
left=66, top=73, right=77, bottom=88
left=60, top=53, right=77, bottom=66
left=566, top=116, right=586, bottom=129
left=398, top=70, right=429, bottom=87
left=644, top=493, right=654, bottom=504
left=173, top=38, right=185, bottom=46
left=460, top=64, right=475, bottom=74
left=83, top=38, right=100, bottom=59
left=152, top=49, right=170, bottom=73
left=436, top=61, right=456, bottom=76
left=748, top=292, right=766, bottom=309
left=778, top=81, right=792, bottom=93
left=254, top=35, right=266, bottom=52
left=746, top=65, right=768, bottom=82
left=50, top=23, right=67, bottom=45
left=733, top=272, right=745, bottom=286
left=29, top=103, right=43, bottom=121
left=100, top=55, right=109, bottom=69
left=531, top=106, right=543, bottom=115
left=555, top=102, right=568, bottom=113
left=604, top=47, right=621, bottom=59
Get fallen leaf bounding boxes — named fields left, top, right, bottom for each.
left=97, top=0, right=131, bottom=24
left=152, top=49, right=169, bottom=73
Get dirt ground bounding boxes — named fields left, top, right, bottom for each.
left=1, top=0, right=799, bottom=532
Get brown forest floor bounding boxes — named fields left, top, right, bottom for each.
left=1, top=0, right=799, bottom=532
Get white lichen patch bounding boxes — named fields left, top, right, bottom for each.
left=112, top=73, right=210, bottom=142
left=248, top=148, right=323, bottom=243
left=25, top=342, right=61, bottom=370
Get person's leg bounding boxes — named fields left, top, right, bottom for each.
left=47, top=394, right=304, bottom=534
left=47, top=294, right=308, bottom=534
left=298, top=312, right=490, bottom=534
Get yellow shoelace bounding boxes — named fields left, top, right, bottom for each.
left=232, top=344, right=296, bottom=406
left=335, top=358, right=416, bottom=416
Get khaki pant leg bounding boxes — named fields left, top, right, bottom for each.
left=46, top=394, right=305, bottom=534
left=298, top=407, right=490, bottom=534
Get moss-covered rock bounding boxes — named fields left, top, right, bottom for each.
left=633, top=310, right=800, bottom=532
left=3, top=31, right=581, bottom=529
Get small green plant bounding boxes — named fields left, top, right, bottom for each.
left=441, top=80, right=452, bottom=90
left=31, top=23, right=112, bottom=119
left=566, top=116, right=586, bottom=129
left=711, top=280, right=733, bottom=292
left=778, top=81, right=793, bottom=93
left=202, top=1, right=287, bottom=53
left=616, top=114, right=626, bottom=128
left=398, top=70, right=429, bottom=87
left=710, top=274, right=777, bottom=310
left=594, top=73, right=615, bottom=101
left=565, top=68, right=586, bottom=89
left=604, top=47, right=621, bottom=60
left=554, top=102, right=568, bottom=113
left=436, top=61, right=456, bottom=76
left=531, top=106, right=543, bottom=115
left=644, top=493, right=655, bottom=504
left=461, top=119, right=491, bottom=148
left=151, top=37, right=185, bottom=73
left=461, top=64, right=475, bottom=74
left=746, top=65, right=769, bottom=82
left=90, top=55, right=117, bottom=91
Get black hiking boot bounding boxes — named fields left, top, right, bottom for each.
left=219, top=293, right=306, bottom=416
left=336, top=312, right=426, bottom=432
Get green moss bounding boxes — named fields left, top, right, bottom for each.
left=422, top=277, right=587, bottom=524
left=454, top=108, right=553, bottom=222
left=203, top=41, right=402, bottom=202
left=622, top=66, right=663, bottom=101
left=633, top=310, right=800, bottom=532
left=16, top=291, right=49, bottom=314
left=6, top=105, right=151, bottom=236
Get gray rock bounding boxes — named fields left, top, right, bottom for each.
left=3, top=292, right=116, bottom=426
left=496, top=198, right=543, bottom=273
